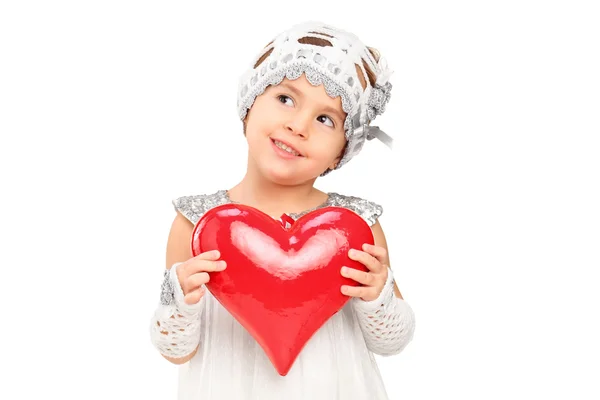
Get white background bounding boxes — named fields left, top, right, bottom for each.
left=1, top=0, right=599, bottom=399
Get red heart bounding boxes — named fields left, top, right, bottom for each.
left=190, top=204, right=374, bottom=376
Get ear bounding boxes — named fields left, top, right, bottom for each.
left=328, top=155, right=341, bottom=171
left=328, top=139, right=348, bottom=170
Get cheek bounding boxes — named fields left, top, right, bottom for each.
left=247, top=116, right=277, bottom=139
left=313, top=134, right=346, bottom=160
left=328, top=131, right=347, bottom=154
left=246, top=131, right=266, bottom=152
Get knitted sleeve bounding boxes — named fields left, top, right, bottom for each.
left=149, top=263, right=205, bottom=359
left=352, top=268, right=416, bottom=356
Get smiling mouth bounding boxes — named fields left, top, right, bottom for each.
left=271, top=138, right=303, bottom=157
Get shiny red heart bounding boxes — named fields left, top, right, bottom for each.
left=190, top=204, right=374, bottom=376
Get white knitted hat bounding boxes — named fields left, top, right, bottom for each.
left=237, top=21, right=394, bottom=175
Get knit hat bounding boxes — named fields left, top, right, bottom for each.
left=237, top=21, right=394, bottom=175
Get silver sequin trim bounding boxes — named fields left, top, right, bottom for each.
left=172, top=191, right=231, bottom=225
left=326, top=192, right=384, bottom=226
left=172, top=190, right=383, bottom=227
left=160, top=269, right=174, bottom=306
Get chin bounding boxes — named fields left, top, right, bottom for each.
left=260, top=163, right=318, bottom=186
left=263, top=167, right=306, bottom=185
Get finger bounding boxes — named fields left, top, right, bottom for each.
left=348, top=249, right=381, bottom=272
left=194, top=249, right=221, bottom=261
left=341, top=284, right=374, bottom=299
left=189, top=259, right=227, bottom=274
left=361, top=243, right=388, bottom=263
left=341, top=266, right=375, bottom=286
left=184, top=272, right=210, bottom=293
left=184, top=286, right=206, bottom=305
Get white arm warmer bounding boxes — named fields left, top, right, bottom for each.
left=352, top=268, right=416, bottom=356
left=149, top=263, right=205, bottom=359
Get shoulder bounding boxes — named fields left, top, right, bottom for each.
left=172, top=189, right=230, bottom=225
left=327, top=192, right=383, bottom=227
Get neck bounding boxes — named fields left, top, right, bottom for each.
left=227, top=161, right=325, bottom=216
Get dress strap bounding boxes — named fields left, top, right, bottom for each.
left=326, top=192, right=383, bottom=226
left=172, top=190, right=230, bottom=225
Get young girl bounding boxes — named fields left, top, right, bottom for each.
left=149, top=21, right=416, bottom=400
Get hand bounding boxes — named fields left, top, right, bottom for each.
left=340, top=243, right=389, bottom=302
left=175, top=250, right=227, bottom=305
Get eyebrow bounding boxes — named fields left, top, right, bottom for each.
left=278, top=82, right=346, bottom=122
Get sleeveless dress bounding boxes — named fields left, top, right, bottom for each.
left=171, top=190, right=390, bottom=400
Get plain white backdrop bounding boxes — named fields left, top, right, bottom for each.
left=1, top=0, right=599, bottom=399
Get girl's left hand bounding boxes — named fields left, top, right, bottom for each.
left=340, top=243, right=389, bottom=302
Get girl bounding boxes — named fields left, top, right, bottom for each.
left=149, top=21, right=416, bottom=400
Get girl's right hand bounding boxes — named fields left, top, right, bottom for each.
left=176, top=250, right=227, bottom=305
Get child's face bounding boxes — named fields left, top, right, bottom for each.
left=244, top=74, right=347, bottom=184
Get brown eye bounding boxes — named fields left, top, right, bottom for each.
left=317, top=115, right=334, bottom=128
left=277, top=95, right=294, bottom=106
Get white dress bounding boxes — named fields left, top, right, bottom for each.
left=171, top=190, right=394, bottom=400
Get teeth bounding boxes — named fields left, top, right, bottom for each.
left=274, top=140, right=300, bottom=156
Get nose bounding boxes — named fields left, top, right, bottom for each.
left=284, top=113, right=310, bottom=139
